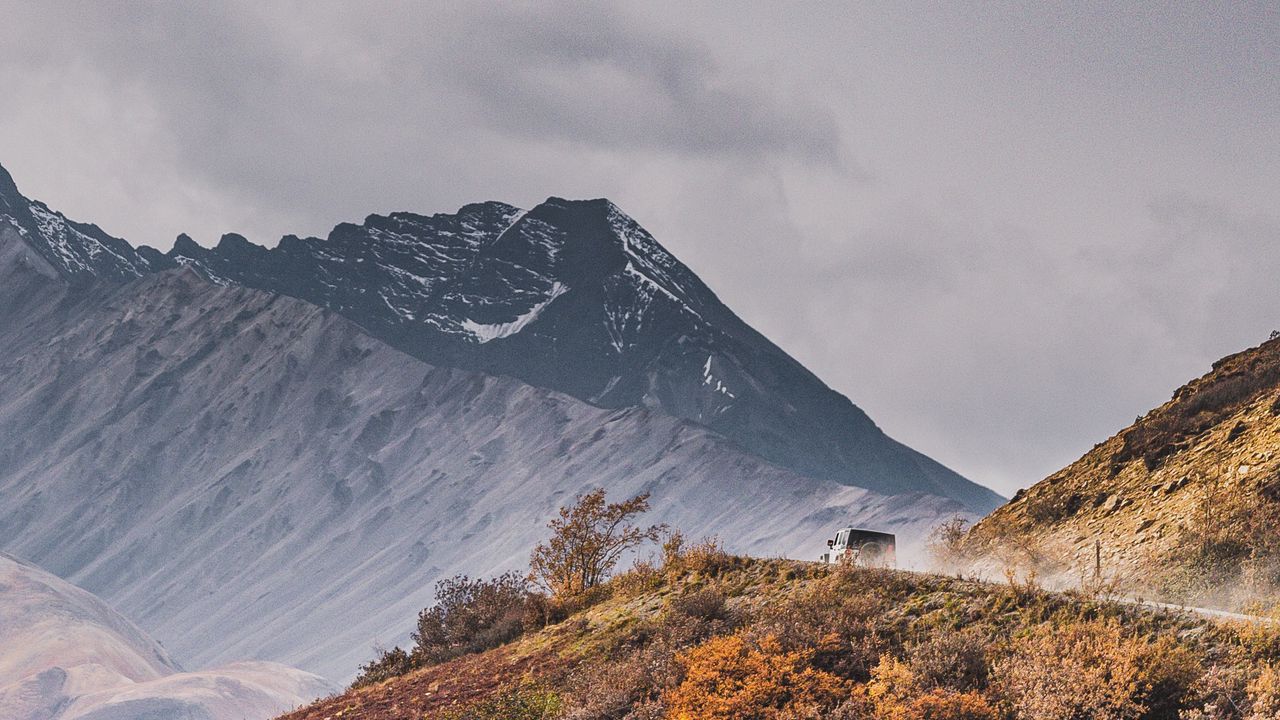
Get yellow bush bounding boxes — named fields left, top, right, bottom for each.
left=867, top=656, right=997, bottom=720
left=867, top=655, right=917, bottom=718
left=664, top=632, right=851, bottom=720
left=1248, top=664, right=1280, bottom=719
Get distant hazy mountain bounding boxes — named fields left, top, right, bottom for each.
left=0, top=553, right=326, bottom=720
left=0, top=162, right=999, bottom=514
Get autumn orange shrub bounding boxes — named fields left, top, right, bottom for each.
left=993, top=618, right=1201, bottom=720
left=663, top=632, right=851, bottom=719
left=904, top=689, right=999, bottom=720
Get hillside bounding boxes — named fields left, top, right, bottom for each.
left=965, top=335, right=1280, bottom=607
left=0, top=223, right=961, bottom=681
left=0, top=553, right=326, bottom=720
left=277, top=552, right=1280, bottom=720
left=0, top=160, right=1000, bottom=514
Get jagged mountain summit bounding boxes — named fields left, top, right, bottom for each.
left=0, top=162, right=1000, bottom=513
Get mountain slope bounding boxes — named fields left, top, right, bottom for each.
left=0, top=162, right=999, bottom=513
left=0, top=224, right=961, bottom=680
left=0, top=553, right=326, bottom=720
left=965, top=335, right=1280, bottom=601
left=276, top=555, right=1260, bottom=720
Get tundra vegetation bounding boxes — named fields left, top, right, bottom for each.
left=287, top=491, right=1280, bottom=720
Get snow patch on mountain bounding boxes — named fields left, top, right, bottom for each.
left=462, top=281, right=568, bottom=342
left=9, top=196, right=154, bottom=280
left=702, top=355, right=736, bottom=398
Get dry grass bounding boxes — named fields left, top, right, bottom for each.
left=1116, top=337, right=1280, bottom=471
left=276, top=554, right=1280, bottom=720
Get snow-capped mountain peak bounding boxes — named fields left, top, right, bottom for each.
left=0, top=163, right=165, bottom=282
left=0, top=162, right=1002, bottom=512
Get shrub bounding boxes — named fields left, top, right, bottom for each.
left=413, top=571, right=535, bottom=665
left=667, top=588, right=730, bottom=623
left=905, top=629, right=989, bottom=693
left=902, top=689, right=998, bottom=720
left=927, top=516, right=972, bottom=572
left=866, top=655, right=918, bottom=718
left=350, top=645, right=413, bottom=689
left=993, top=619, right=1201, bottom=720
left=1133, top=634, right=1203, bottom=719
left=663, top=632, right=851, bottom=719
left=542, top=583, right=614, bottom=625
left=1181, top=664, right=1251, bottom=720
left=757, top=577, right=886, bottom=682
left=661, top=530, right=686, bottom=569
left=802, top=653, right=995, bottom=720
left=613, top=558, right=664, bottom=598
left=529, top=489, right=665, bottom=599
left=1248, top=664, right=1280, bottom=720
left=662, top=532, right=735, bottom=579
left=822, top=693, right=878, bottom=720
left=649, top=587, right=738, bottom=653
left=562, top=645, right=680, bottom=720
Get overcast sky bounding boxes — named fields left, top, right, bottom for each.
left=2, top=2, right=1277, bottom=496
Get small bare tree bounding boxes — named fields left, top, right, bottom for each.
left=926, top=515, right=971, bottom=573
left=528, top=488, right=665, bottom=598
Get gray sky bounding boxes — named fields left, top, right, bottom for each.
left=2, top=1, right=1277, bottom=496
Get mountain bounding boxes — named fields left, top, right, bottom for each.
left=0, top=552, right=326, bottom=720
left=0, top=162, right=999, bottom=514
left=0, top=218, right=962, bottom=681
left=964, top=335, right=1280, bottom=604
left=0, top=166, right=171, bottom=282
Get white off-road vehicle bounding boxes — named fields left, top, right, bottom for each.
left=820, top=527, right=897, bottom=567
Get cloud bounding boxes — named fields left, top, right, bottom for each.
left=0, top=1, right=846, bottom=248
left=0, top=1, right=1276, bottom=497
left=440, top=4, right=844, bottom=163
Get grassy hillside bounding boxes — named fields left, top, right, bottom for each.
left=964, top=335, right=1280, bottom=610
left=278, top=549, right=1280, bottom=720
